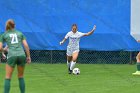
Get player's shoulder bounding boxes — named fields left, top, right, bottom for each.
left=66, top=31, right=73, bottom=35
left=78, top=31, right=86, bottom=34
left=15, top=30, right=22, bottom=33
left=0, top=31, right=8, bottom=39
left=77, top=31, right=83, bottom=34
left=1, top=31, right=7, bottom=36
left=14, top=30, right=24, bottom=35
left=77, top=31, right=82, bottom=33
left=68, top=31, right=72, bottom=34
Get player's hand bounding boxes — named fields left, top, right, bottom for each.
left=60, top=41, right=63, bottom=45
left=3, top=46, right=8, bottom=52
left=92, top=25, right=96, bottom=31
left=137, top=40, right=140, bottom=42
left=2, top=53, right=6, bottom=60
left=26, top=57, right=31, bottom=64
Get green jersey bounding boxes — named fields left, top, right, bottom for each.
left=0, top=30, right=26, bottom=58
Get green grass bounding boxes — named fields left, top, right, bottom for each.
left=0, top=63, right=140, bottom=93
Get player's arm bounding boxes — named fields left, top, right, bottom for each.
left=60, top=38, right=67, bottom=45
left=137, top=40, right=140, bottom=42
left=60, top=32, right=69, bottom=45
left=84, top=25, right=96, bottom=36
left=0, top=35, right=6, bottom=59
left=0, top=43, right=6, bottom=60
left=1, top=45, right=8, bottom=59
left=22, top=40, right=31, bottom=64
left=0, top=42, right=3, bottom=52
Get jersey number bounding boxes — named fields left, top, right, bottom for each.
left=10, top=34, right=18, bottom=44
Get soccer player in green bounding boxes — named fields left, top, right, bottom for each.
left=0, top=19, right=31, bottom=93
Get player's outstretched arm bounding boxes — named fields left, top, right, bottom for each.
left=60, top=38, right=67, bottom=45
left=84, top=25, right=96, bottom=36
left=137, top=40, right=140, bottom=42
left=22, top=40, right=31, bottom=64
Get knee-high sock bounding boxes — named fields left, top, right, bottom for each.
left=67, top=61, right=71, bottom=68
left=19, top=78, right=25, bottom=93
left=4, top=79, right=11, bottom=93
left=70, top=61, right=76, bottom=70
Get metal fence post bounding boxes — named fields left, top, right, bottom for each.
left=51, top=50, right=53, bottom=64
left=129, top=51, right=132, bottom=64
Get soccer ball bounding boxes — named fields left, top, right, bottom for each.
left=73, top=68, right=80, bottom=75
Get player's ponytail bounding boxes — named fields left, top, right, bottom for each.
left=5, top=19, right=15, bottom=31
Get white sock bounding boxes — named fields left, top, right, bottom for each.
left=67, top=61, right=71, bottom=68
left=70, top=61, right=76, bottom=70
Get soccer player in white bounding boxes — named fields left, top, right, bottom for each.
left=60, top=24, right=96, bottom=74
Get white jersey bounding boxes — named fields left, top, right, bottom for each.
left=65, top=31, right=86, bottom=49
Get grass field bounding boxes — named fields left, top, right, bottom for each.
left=0, top=63, right=140, bottom=93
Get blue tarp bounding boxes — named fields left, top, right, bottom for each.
left=0, top=0, right=139, bottom=51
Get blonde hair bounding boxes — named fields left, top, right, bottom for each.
left=5, top=19, right=15, bottom=31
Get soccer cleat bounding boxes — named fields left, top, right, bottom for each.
left=68, top=69, right=72, bottom=74
left=132, top=71, right=140, bottom=75
left=68, top=67, right=70, bottom=73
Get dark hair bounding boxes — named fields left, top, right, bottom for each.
left=72, top=24, right=77, bottom=28
left=5, top=19, right=15, bottom=31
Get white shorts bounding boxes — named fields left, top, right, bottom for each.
left=66, top=46, right=79, bottom=56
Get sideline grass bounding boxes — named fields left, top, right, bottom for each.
left=0, top=63, right=140, bottom=93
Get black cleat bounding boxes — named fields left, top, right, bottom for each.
left=68, top=67, right=70, bottom=72
left=68, top=69, right=72, bottom=74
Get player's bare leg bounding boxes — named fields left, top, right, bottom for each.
left=67, top=56, right=72, bottom=74
left=17, top=66, right=25, bottom=78
left=69, top=52, right=79, bottom=74
left=17, top=66, right=25, bottom=93
left=132, top=52, right=140, bottom=75
left=4, top=64, right=14, bottom=93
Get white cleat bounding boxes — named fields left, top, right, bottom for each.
left=132, top=71, right=140, bottom=75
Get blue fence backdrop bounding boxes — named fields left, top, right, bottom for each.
left=0, top=0, right=139, bottom=64
left=0, top=0, right=139, bottom=51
